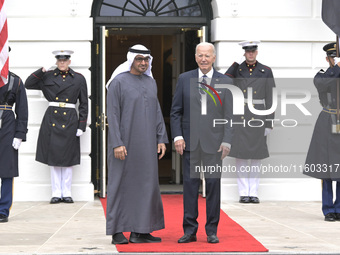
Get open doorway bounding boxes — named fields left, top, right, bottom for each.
left=103, top=28, right=200, bottom=185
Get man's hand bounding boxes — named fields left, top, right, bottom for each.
left=218, top=145, right=230, bottom=160
left=158, top=143, right=166, bottom=159
left=114, top=146, right=127, bottom=160
left=264, top=128, right=272, bottom=136
left=76, top=129, right=83, bottom=137
left=174, top=139, right=185, bottom=155
left=335, top=57, right=340, bottom=66
left=237, top=55, right=246, bottom=65
left=12, top=138, right=22, bottom=150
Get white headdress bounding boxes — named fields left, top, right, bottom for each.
left=105, top=44, right=153, bottom=89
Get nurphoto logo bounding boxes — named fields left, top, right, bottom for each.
left=200, top=82, right=312, bottom=128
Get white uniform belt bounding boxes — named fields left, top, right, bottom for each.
left=244, top=99, right=265, bottom=104
left=49, top=102, right=76, bottom=108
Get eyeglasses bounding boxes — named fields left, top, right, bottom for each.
left=135, top=57, right=150, bottom=62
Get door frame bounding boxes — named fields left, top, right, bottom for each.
left=90, top=0, right=212, bottom=197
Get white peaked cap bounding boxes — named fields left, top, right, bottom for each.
left=52, top=50, right=74, bottom=57
left=238, top=40, right=261, bottom=50
left=106, top=44, right=153, bottom=89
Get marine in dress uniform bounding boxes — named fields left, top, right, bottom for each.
left=225, top=41, right=276, bottom=204
left=304, top=42, right=340, bottom=222
left=0, top=47, right=28, bottom=222
left=25, top=50, right=88, bottom=204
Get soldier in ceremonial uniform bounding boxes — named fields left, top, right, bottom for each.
left=225, top=41, right=275, bottom=204
left=305, top=42, right=340, bottom=222
left=25, top=50, right=88, bottom=204
left=0, top=47, right=28, bottom=223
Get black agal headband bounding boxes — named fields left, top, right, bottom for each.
left=128, top=47, right=151, bottom=54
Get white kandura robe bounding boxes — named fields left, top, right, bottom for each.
left=106, top=72, right=168, bottom=235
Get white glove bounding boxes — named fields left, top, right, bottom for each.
left=264, top=128, right=272, bottom=136
left=42, top=65, right=56, bottom=72
left=12, top=138, right=22, bottom=150
left=76, top=129, right=83, bottom=137
left=237, top=55, right=246, bottom=65
left=334, top=57, right=340, bottom=65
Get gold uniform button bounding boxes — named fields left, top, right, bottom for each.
left=241, top=116, right=244, bottom=119
left=56, top=97, right=59, bottom=100
left=62, top=125, right=65, bottom=128
left=63, top=112, right=66, bottom=115
left=54, top=110, right=57, bottom=113
left=254, top=91, right=257, bottom=94
left=66, top=98, right=69, bottom=102
left=52, top=123, right=55, bottom=127
left=243, top=90, right=246, bottom=93
left=251, top=117, right=254, bottom=120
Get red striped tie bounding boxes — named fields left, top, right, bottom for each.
left=0, top=0, right=9, bottom=88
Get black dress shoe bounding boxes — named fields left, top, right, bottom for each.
left=250, top=196, right=260, bottom=203
left=207, top=234, right=219, bottom=243
left=63, top=197, right=74, bottom=203
left=239, top=196, right=250, bottom=203
left=178, top=234, right=197, bottom=243
left=50, top=197, right=62, bottom=204
left=129, top=232, right=161, bottom=243
left=335, top=213, right=340, bottom=221
left=112, top=232, right=128, bottom=244
left=0, top=214, right=8, bottom=223
left=325, top=213, right=336, bottom=222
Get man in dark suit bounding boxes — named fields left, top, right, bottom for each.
left=170, top=42, right=233, bottom=243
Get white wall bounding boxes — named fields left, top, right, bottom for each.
left=212, top=0, right=335, bottom=202
left=6, top=0, right=336, bottom=202
left=7, top=0, right=94, bottom=201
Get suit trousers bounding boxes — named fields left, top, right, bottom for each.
left=0, top=178, right=14, bottom=217
left=182, top=145, right=221, bottom=236
left=322, top=180, right=340, bottom=215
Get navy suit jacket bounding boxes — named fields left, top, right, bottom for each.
left=170, top=68, right=234, bottom=154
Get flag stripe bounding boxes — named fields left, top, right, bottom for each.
left=0, top=0, right=9, bottom=87
left=0, top=19, right=8, bottom=51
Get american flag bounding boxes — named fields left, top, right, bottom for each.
left=0, top=0, right=9, bottom=88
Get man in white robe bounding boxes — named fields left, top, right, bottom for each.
left=106, top=44, right=168, bottom=244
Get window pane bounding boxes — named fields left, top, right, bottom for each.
left=175, top=0, right=198, bottom=9
left=99, top=0, right=202, bottom=17
left=125, top=2, right=144, bottom=15
left=100, top=6, right=122, bottom=16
